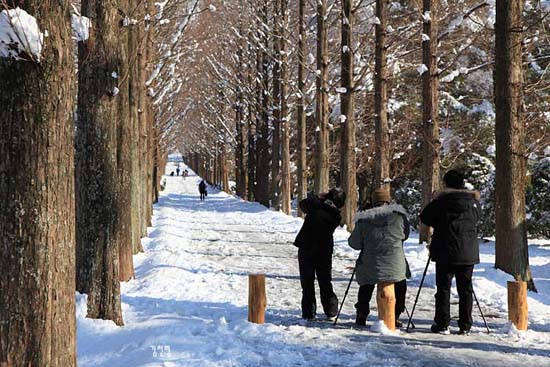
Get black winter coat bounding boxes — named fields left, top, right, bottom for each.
left=420, top=192, right=481, bottom=265
left=294, top=194, right=342, bottom=255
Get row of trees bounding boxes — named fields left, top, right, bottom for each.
left=175, top=0, right=548, bottom=289
left=0, top=0, right=205, bottom=364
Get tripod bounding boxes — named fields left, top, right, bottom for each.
left=406, top=255, right=491, bottom=334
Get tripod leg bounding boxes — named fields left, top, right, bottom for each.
left=406, top=255, right=431, bottom=332
left=404, top=306, right=415, bottom=329
left=473, top=288, right=490, bottom=333
left=333, top=267, right=356, bottom=326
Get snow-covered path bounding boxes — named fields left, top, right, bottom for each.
left=78, top=163, right=550, bottom=367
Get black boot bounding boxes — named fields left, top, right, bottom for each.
left=355, top=312, right=367, bottom=326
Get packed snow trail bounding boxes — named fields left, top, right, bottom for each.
left=77, top=162, right=550, bottom=367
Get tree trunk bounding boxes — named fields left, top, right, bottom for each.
left=75, top=0, right=124, bottom=326
left=255, top=1, right=272, bottom=207
left=271, top=0, right=282, bottom=210
left=340, top=0, right=357, bottom=230
left=221, top=142, right=229, bottom=192
left=138, top=9, right=149, bottom=238
left=280, top=0, right=292, bottom=215
left=0, top=3, right=77, bottom=365
left=117, top=0, right=135, bottom=282
left=419, top=0, right=441, bottom=244
left=129, top=0, right=144, bottom=254
left=494, top=0, right=535, bottom=290
left=235, top=41, right=247, bottom=199
left=314, top=0, right=330, bottom=194
left=297, top=0, right=308, bottom=217
left=374, top=0, right=390, bottom=189
left=247, top=58, right=257, bottom=201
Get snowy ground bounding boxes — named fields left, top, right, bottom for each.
left=77, top=163, right=550, bottom=367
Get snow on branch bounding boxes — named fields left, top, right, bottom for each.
left=0, top=7, right=43, bottom=62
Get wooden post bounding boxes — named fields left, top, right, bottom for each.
left=248, top=274, right=266, bottom=324
left=377, top=282, right=396, bottom=331
left=507, top=281, right=528, bottom=330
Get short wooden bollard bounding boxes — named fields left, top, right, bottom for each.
left=507, top=281, right=528, bottom=330
left=248, top=274, right=266, bottom=324
left=377, top=282, right=396, bottom=331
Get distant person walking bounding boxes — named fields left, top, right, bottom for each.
left=176, top=166, right=181, bottom=176
left=183, top=169, right=189, bottom=180
left=198, top=180, right=207, bottom=201
left=420, top=169, right=481, bottom=335
left=294, top=188, right=346, bottom=321
left=348, top=188, right=411, bottom=328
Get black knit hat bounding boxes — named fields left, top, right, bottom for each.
left=326, top=187, right=346, bottom=209
left=444, top=169, right=465, bottom=189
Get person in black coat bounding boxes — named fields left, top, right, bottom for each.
left=420, top=169, right=481, bottom=335
left=294, top=187, right=346, bottom=321
left=198, top=180, right=207, bottom=201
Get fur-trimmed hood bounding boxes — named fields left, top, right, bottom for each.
left=354, top=204, right=408, bottom=223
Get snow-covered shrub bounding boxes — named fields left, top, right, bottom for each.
left=462, top=153, right=496, bottom=237
left=0, top=7, right=43, bottom=62
left=527, top=157, right=550, bottom=239
left=393, top=177, right=422, bottom=230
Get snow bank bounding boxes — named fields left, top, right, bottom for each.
left=0, top=7, right=43, bottom=61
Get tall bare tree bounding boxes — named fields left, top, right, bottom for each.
left=0, top=3, right=77, bottom=365
left=271, top=0, right=282, bottom=210
left=340, top=0, right=357, bottom=230
left=75, top=0, right=124, bottom=326
left=117, top=0, right=135, bottom=282
left=296, top=0, right=308, bottom=216
left=374, top=0, right=390, bottom=190
left=280, top=0, right=291, bottom=214
left=314, top=0, right=330, bottom=194
left=235, top=32, right=247, bottom=199
left=419, top=0, right=441, bottom=244
left=494, top=0, right=535, bottom=290
left=255, top=0, right=272, bottom=207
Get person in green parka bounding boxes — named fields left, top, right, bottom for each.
left=348, top=188, right=411, bottom=327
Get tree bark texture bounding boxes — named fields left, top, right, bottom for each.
left=255, top=1, right=271, bottom=207
left=419, top=0, right=441, bottom=244
left=235, top=41, right=247, bottom=199
left=0, top=3, right=77, bottom=365
left=129, top=0, right=144, bottom=254
left=117, top=0, right=135, bottom=282
left=75, top=0, right=124, bottom=326
left=314, top=0, right=330, bottom=194
left=494, top=0, right=534, bottom=289
left=374, top=0, right=390, bottom=189
left=271, top=0, right=282, bottom=211
left=297, top=0, right=308, bottom=217
left=280, top=0, right=291, bottom=215
left=340, top=0, right=357, bottom=231
left=247, top=66, right=257, bottom=201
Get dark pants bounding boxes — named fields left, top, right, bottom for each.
left=199, top=191, right=206, bottom=200
left=355, top=279, right=407, bottom=319
left=298, top=250, right=338, bottom=319
left=434, top=262, right=474, bottom=330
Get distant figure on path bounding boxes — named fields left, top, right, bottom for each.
left=176, top=166, right=181, bottom=176
left=199, top=180, right=208, bottom=201
left=183, top=169, right=189, bottom=180
left=348, top=188, right=410, bottom=328
left=294, top=188, right=346, bottom=322
left=420, top=169, right=481, bottom=335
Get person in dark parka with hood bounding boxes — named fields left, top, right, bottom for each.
left=420, top=169, right=481, bottom=335
left=348, top=188, right=411, bottom=327
left=294, top=188, right=346, bottom=321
